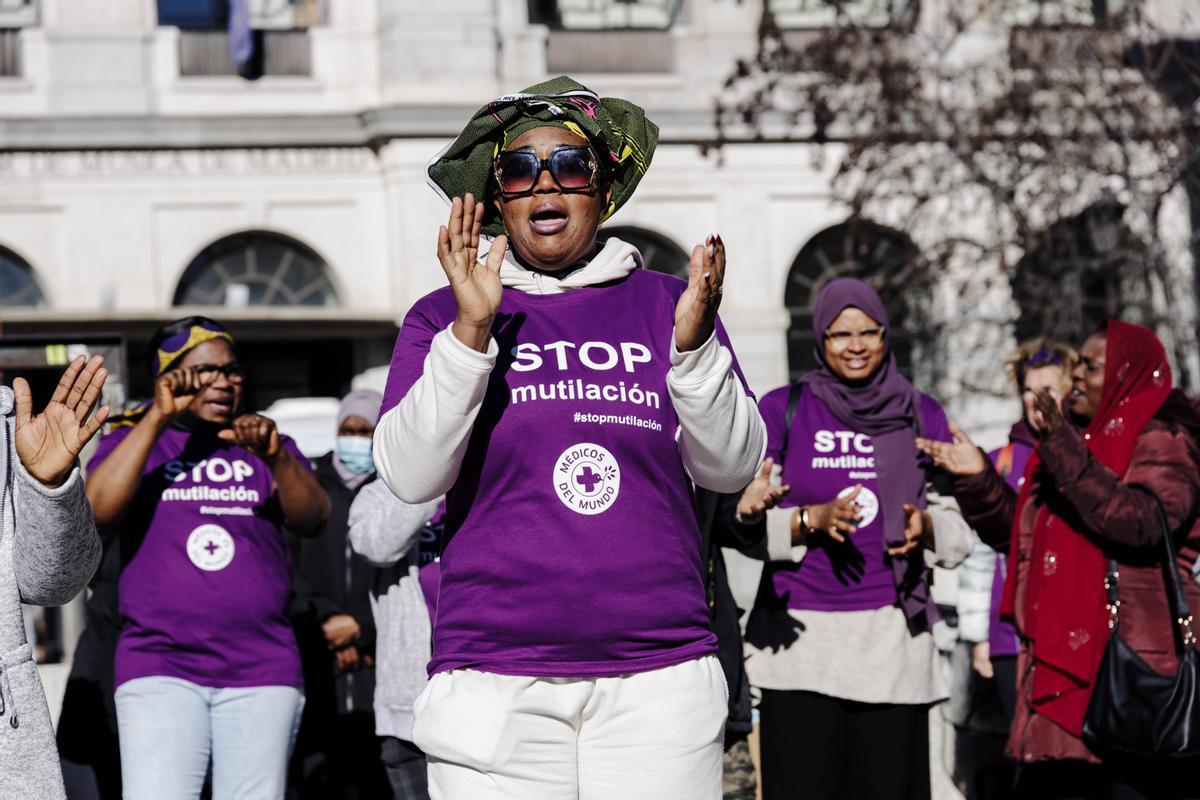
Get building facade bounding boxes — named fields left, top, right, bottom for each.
left=0, top=0, right=1196, bottom=444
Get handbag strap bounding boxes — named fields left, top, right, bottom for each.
left=777, top=382, right=803, bottom=467
left=1107, top=484, right=1195, bottom=652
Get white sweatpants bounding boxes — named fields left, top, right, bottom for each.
left=412, top=655, right=727, bottom=800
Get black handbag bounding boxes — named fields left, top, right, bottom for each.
left=1081, top=485, right=1200, bottom=758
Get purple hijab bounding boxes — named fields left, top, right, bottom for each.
left=799, top=278, right=936, bottom=634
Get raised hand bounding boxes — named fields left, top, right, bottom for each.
left=888, top=503, right=934, bottom=557
left=917, top=421, right=987, bottom=477
left=675, top=234, right=725, bottom=353
left=440, top=194, right=509, bottom=353
left=1029, top=388, right=1066, bottom=439
left=736, top=458, right=791, bottom=518
left=804, top=485, right=863, bottom=543
left=14, top=355, right=110, bottom=488
left=218, top=414, right=283, bottom=464
left=153, top=367, right=215, bottom=420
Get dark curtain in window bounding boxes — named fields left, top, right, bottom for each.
left=157, top=0, right=228, bottom=29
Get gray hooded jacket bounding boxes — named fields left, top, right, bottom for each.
left=347, top=480, right=438, bottom=742
left=0, top=386, right=102, bottom=799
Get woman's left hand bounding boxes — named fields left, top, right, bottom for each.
left=218, top=414, right=284, bottom=464
left=1029, top=388, right=1066, bottom=439
left=674, top=234, right=725, bottom=352
left=887, top=503, right=934, bottom=557
left=14, top=355, right=110, bottom=488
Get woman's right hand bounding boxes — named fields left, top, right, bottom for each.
left=439, top=194, right=509, bottom=353
left=804, top=486, right=863, bottom=543
left=152, top=367, right=212, bottom=421
left=736, top=458, right=790, bottom=518
left=916, top=421, right=988, bottom=477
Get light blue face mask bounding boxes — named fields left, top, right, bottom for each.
left=336, top=436, right=376, bottom=475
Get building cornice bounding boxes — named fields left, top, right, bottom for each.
left=0, top=106, right=729, bottom=151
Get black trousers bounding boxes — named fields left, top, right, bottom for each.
left=759, top=689, right=930, bottom=800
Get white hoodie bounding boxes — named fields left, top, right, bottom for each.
left=373, top=237, right=765, bottom=503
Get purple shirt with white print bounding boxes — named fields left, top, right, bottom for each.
left=381, top=269, right=754, bottom=678
left=759, top=384, right=952, bottom=612
left=89, top=426, right=309, bottom=689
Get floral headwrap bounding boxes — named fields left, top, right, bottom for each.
left=426, top=75, right=659, bottom=237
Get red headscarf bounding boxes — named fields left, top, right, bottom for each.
left=1000, top=321, right=1173, bottom=735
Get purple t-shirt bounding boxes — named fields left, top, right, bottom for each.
left=417, top=502, right=444, bottom=618
left=90, top=426, right=309, bottom=689
left=985, top=440, right=1033, bottom=658
left=382, top=269, right=752, bottom=678
left=760, top=385, right=951, bottom=612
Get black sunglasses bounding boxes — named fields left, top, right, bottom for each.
left=493, top=146, right=600, bottom=195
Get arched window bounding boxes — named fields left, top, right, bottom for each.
left=0, top=247, right=46, bottom=308
left=174, top=232, right=338, bottom=308
left=784, top=221, right=920, bottom=380
left=1014, top=199, right=1145, bottom=344
left=598, top=225, right=689, bottom=279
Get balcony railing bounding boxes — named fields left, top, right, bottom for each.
left=179, top=29, right=312, bottom=77
left=546, top=29, right=674, bottom=72
left=530, top=0, right=683, bottom=30
left=765, top=0, right=916, bottom=29
left=992, top=0, right=1126, bottom=28
left=0, top=29, right=19, bottom=77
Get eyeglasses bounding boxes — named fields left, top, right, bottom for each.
left=824, top=327, right=885, bottom=351
left=493, top=146, right=599, bottom=195
left=193, top=362, right=247, bottom=384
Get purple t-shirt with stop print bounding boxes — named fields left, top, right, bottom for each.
left=89, top=425, right=310, bottom=689
left=382, top=269, right=753, bottom=678
left=760, top=384, right=951, bottom=612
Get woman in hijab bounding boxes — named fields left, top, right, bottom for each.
left=288, top=389, right=391, bottom=799
left=736, top=277, right=971, bottom=800
left=373, top=76, right=765, bottom=799
left=920, top=321, right=1200, bottom=799
left=84, top=316, right=330, bottom=800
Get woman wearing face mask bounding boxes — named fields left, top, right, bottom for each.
left=736, top=277, right=971, bottom=800
left=287, top=389, right=391, bottom=799
left=921, top=321, right=1200, bottom=799
left=84, top=316, right=330, bottom=800
left=373, top=76, right=765, bottom=799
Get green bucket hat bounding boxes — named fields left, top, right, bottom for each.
left=427, top=76, right=660, bottom=237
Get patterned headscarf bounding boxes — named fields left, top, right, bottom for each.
left=427, top=76, right=659, bottom=237
left=151, top=319, right=235, bottom=377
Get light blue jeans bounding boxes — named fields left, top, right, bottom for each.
left=115, top=675, right=304, bottom=800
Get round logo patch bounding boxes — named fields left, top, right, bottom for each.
left=838, top=485, right=880, bottom=529
left=186, top=524, right=236, bottom=572
left=553, top=443, right=621, bottom=516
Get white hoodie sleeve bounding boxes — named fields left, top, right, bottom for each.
left=667, top=331, right=766, bottom=493
left=373, top=325, right=497, bottom=504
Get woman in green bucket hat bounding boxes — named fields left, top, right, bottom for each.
left=373, top=76, right=766, bottom=799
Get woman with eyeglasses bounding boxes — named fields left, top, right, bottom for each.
left=734, top=277, right=971, bottom=800
left=84, top=316, right=330, bottom=800
left=373, top=77, right=765, bottom=799
left=919, top=322, right=1200, bottom=799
